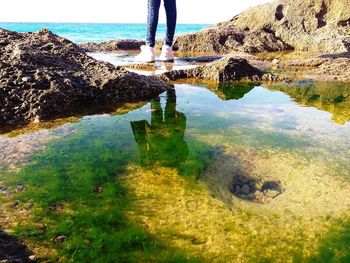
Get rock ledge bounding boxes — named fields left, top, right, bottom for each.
left=160, top=57, right=288, bottom=82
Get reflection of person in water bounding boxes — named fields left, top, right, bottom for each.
left=131, top=89, right=189, bottom=168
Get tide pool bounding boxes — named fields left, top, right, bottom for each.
left=1, top=80, right=350, bottom=262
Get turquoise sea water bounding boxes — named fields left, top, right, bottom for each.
left=0, top=22, right=208, bottom=43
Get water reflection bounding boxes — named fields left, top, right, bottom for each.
left=207, top=83, right=255, bottom=101
left=269, top=82, right=350, bottom=125
left=131, top=89, right=189, bottom=168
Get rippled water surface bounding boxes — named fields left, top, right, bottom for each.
left=1, top=81, right=350, bottom=262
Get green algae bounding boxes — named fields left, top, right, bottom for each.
left=1, top=90, right=211, bottom=262
left=304, top=219, right=350, bottom=263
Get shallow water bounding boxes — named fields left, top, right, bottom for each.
left=1, top=79, right=350, bottom=261
left=88, top=52, right=201, bottom=75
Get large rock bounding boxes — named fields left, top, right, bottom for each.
left=173, top=25, right=293, bottom=54
left=174, top=0, right=350, bottom=54
left=160, top=57, right=287, bottom=82
left=0, top=29, right=170, bottom=128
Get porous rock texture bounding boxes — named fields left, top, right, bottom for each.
left=160, top=57, right=287, bottom=82
left=173, top=0, right=350, bottom=54
left=278, top=53, right=350, bottom=81
left=80, top=39, right=146, bottom=52
left=0, top=28, right=170, bottom=128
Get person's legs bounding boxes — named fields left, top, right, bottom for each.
left=163, top=0, right=177, bottom=46
left=138, top=0, right=176, bottom=62
left=147, top=0, right=161, bottom=47
left=135, top=0, right=160, bottom=62
left=159, top=0, right=176, bottom=61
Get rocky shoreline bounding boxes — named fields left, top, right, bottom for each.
left=0, top=30, right=289, bottom=131
left=78, top=0, right=350, bottom=82
left=81, top=0, right=350, bottom=55
left=81, top=40, right=350, bottom=81
left=1, top=0, right=350, bottom=131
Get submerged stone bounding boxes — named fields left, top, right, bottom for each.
left=261, top=181, right=284, bottom=194
left=229, top=173, right=284, bottom=204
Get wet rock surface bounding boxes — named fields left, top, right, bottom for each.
left=229, top=174, right=284, bottom=203
left=174, top=0, right=350, bottom=54
left=311, top=58, right=350, bottom=81
left=177, top=55, right=223, bottom=63
left=0, top=28, right=170, bottom=129
left=160, top=57, right=288, bottom=82
left=271, top=54, right=350, bottom=81
left=80, top=39, right=146, bottom=52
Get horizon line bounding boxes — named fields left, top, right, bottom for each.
left=0, top=21, right=213, bottom=25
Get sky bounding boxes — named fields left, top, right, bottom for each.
left=0, top=0, right=272, bottom=24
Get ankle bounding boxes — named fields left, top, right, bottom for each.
left=162, top=45, right=173, bottom=51
left=146, top=43, right=155, bottom=48
left=141, top=45, right=155, bottom=52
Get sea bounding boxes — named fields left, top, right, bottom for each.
left=0, top=22, right=208, bottom=43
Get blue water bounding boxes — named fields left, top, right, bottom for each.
left=0, top=22, right=208, bottom=43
